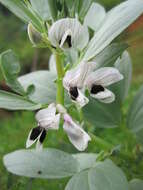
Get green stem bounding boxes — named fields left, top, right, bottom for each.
left=90, top=133, right=114, bottom=151
left=55, top=53, right=64, bottom=105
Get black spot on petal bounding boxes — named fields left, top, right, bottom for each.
left=39, top=130, right=46, bottom=143
left=91, top=84, right=104, bottom=94
left=30, top=127, right=42, bottom=141
left=66, top=35, right=72, bottom=47
left=69, top=87, right=78, bottom=100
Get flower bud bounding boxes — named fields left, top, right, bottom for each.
left=27, top=23, right=42, bottom=45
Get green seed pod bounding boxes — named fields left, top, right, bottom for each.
left=27, top=23, right=42, bottom=45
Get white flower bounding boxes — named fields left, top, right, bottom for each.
left=85, top=67, right=123, bottom=103
left=26, top=104, right=90, bottom=151
left=48, top=18, right=89, bottom=50
left=63, top=114, right=91, bottom=151
left=26, top=103, right=60, bottom=149
left=63, top=61, right=95, bottom=107
left=63, top=62, right=123, bottom=106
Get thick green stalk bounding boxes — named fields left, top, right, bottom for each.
left=55, top=53, right=64, bottom=105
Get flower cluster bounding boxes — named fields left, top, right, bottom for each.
left=26, top=0, right=143, bottom=151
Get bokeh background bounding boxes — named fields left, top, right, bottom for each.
left=0, top=0, right=143, bottom=189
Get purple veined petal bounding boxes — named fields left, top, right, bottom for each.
left=91, top=88, right=115, bottom=104
left=63, top=114, right=91, bottom=151
left=84, top=2, right=106, bottom=32
left=48, top=18, right=89, bottom=50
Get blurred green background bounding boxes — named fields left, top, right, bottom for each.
left=0, top=0, right=143, bottom=189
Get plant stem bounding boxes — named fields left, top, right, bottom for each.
left=89, top=133, right=114, bottom=151
left=55, top=52, right=64, bottom=105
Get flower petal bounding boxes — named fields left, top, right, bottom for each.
left=26, top=127, right=42, bottom=148
left=63, top=114, right=91, bottom=151
left=91, top=88, right=115, bottom=103
left=35, top=104, right=60, bottom=130
left=48, top=18, right=89, bottom=50
left=84, top=2, right=106, bottom=31
left=63, top=61, right=96, bottom=90
left=83, top=0, right=143, bottom=61
left=71, top=89, right=89, bottom=108
left=36, top=129, right=47, bottom=151
left=85, top=67, right=123, bottom=89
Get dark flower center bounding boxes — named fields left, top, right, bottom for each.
left=39, top=129, right=46, bottom=143
left=90, top=84, right=104, bottom=94
left=59, top=35, right=72, bottom=48
left=69, top=87, right=78, bottom=100
left=30, top=127, right=42, bottom=140
left=66, top=35, right=72, bottom=47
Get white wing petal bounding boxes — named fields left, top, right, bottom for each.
left=63, top=114, right=91, bottom=151
left=91, top=88, right=115, bottom=103
left=85, top=67, right=123, bottom=88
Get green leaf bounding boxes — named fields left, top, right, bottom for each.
left=0, top=0, right=42, bottom=32
left=83, top=97, right=121, bottom=128
left=127, top=85, right=143, bottom=144
left=18, top=70, right=56, bottom=104
left=79, top=0, right=93, bottom=21
left=0, top=90, right=41, bottom=110
left=65, top=159, right=129, bottom=190
left=30, top=0, right=57, bottom=21
left=0, top=50, right=25, bottom=95
left=3, top=148, right=79, bottom=179
left=129, top=179, right=143, bottom=190
left=72, top=153, right=97, bottom=172
left=95, top=43, right=129, bottom=69
left=114, top=51, right=132, bottom=103
left=83, top=0, right=143, bottom=61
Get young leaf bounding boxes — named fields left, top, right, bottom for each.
left=0, top=0, right=42, bottom=32
left=78, top=0, right=93, bottom=21
left=0, top=90, right=41, bottom=110
left=84, top=2, right=106, bottom=32
left=129, top=179, right=143, bottom=190
left=114, top=51, right=132, bottom=103
left=30, top=0, right=57, bottom=21
left=0, top=50, right=26, bottom=96
left=65, top=159, right=129, bottom=190
left=3, top=148, right=79, bottom=179
left=83, top=97, right=121, bottom=128
left=127, top=86, right=143, bottom=144
left=18, top=70, right=56, bottom=104
left=94, top=43, right=128, bottom=69
left=82, top=0, right=143, bottom=61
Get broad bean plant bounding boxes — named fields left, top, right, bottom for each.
left=0, top=0, right=143, bottom=189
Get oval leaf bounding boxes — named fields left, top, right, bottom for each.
left=0, top=90, right=41, bottom=110
left=0, top=49, right=25, bottom=95
left=72, top=153, right=97, bottom=172
left=129, top=179, right=143, bottom=190
left=83, top=97, right=121, bottom=128
left=18, top=71, right=56, bottom=104
left=65, top=159, right=129, bottom=190
left=3, top=148, right=79, bottom=179
left=127, top=85, right=143, bottom=144
left=114, top=51, right=132, bottom=103
left=83, top=0, right=143, bottom=61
